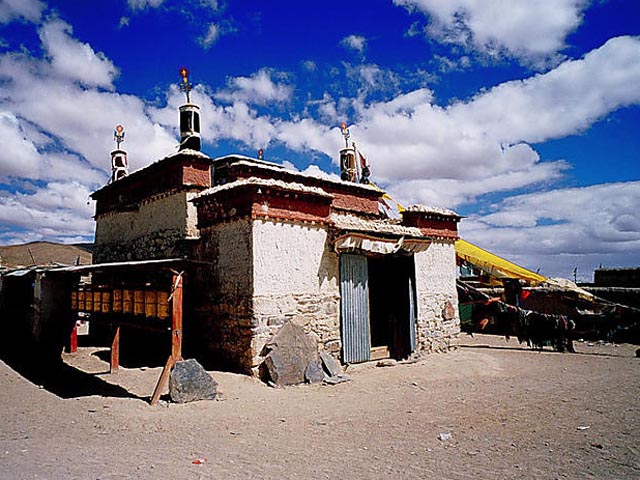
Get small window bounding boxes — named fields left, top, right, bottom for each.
left=180, top=111, right=192, bottom=131
left=194, top=111, right=200, bottom=132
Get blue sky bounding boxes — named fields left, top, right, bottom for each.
left=0, top=0, right=639, bottom=281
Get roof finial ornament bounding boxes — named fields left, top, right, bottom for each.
left=340, top=122, right=350, bottom=149
left=114, top=124, right=125, bottom=149
left=177, top=66, right=201, bottom=151
left=258, top=148, right=264, bottom=160
left=179, top=66, right=193, bottom=103
left=180, top=67, right=193, bottom=103
left=110, top=124, right=128, bottom=183
left=339, top=122, right=357, bottom=182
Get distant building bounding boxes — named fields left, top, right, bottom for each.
left=593, top=267, right=640, bottom=288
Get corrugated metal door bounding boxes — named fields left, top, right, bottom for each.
left=408, top=275, right=417, bottom=353
left=340, top=254, right=371, bottom=363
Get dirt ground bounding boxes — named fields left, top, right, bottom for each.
left=1, top=334, right=638, bottom=480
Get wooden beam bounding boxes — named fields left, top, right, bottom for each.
left=68, top=323, right=78, bottom=354
left=149, top=272, right=185, bottom=405
left=110, top=325, right=120, bottom=374
left=171, top=273, right=184, bottom=362
left=150, top=354, right=175, bottom=406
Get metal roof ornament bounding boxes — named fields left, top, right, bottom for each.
left=179, top=66, right=193, bottom=103
left=340, top=122, right=350, bottom=148
left=114, top=124, right=125, bottom=149
left=110, top=124, right=128, bottom=182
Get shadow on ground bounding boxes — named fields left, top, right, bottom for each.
left=0, top=341, right=144, bottom=401
left=459, top=341, right=629, bottom=358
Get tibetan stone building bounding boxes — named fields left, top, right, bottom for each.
left=90, top=80, right=461, bottom=374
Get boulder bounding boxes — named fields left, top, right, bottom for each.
left=264, top=322, right=319, bottom=386
left=169, top=359, right=217, bottom=403
left=304, top=360, right=324, bottom=384
left=319, top=351, right=342, bottom=377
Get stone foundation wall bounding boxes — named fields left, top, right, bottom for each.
left=250, top=220, right=341, bottom=367
left=413, top=240, right=460, bottom=353
left=191, top=220, right=254, bottom=372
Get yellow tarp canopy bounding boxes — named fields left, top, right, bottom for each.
left=455, top=238, right=546, bottom=285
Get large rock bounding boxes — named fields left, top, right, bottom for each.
left=169, top=359, right=218, bottom=403
left=305, top=359, right=324, bottom=384
left=319, top=351, right=342, bottom=377
left=264, top=322, right=319, bottom=386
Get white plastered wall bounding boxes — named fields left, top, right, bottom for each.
left=251, top=219, right=341, bottom=364
left=413, top=240, right=460, bottom=352
left=94, top=191, right=201, bottom=261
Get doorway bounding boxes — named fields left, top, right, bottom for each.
left=340, top=253, right=417, bottom=363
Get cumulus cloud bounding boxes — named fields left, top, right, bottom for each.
left=0, top=52, right=176, bottom=172
left=461, top=182, right=640, bottom=280
left=215, top=69, right=293, bottom=106
left=127, top=0, right=164, bottom=10
left=0, top=181, right=95, bottom=243
left=394, top=0, right=588, bottom=65
left=0, top=0, right=45, bottom=24
left=341, top=34, right=367, bottom=53
left=0, top=111, right=41, bottom=178
left=0, top=16, right=179, bottom=243
left=38, top=19, right=119, bottom=89
left=345, top=36, right=640, bottom=205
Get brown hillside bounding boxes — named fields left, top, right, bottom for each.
left=0, top=242, right=92, bottom=269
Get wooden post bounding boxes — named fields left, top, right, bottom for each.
left=150, top=354, right=175, bottom=406
left=110, top=325, right=120, bottom=374
left=150, top=272, right=184, bottom=405
left=67, top=323, right=78, bottom=354
left=171, top=273, right=184, bottom=362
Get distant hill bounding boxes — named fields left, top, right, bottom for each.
left=0, top=241, right=93, bottom=270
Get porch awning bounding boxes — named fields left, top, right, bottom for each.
left=334, top=233, right=431, bottom=255
left=455, top=239, right=546, bottom=284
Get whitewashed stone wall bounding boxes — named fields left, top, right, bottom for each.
left=251, top=219, right=341, bottom=367
left=94, top=191, right=200, bottom=262
left=413, top=240, right=460, bottom=352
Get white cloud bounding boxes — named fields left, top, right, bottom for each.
left=0, top=181, right=95, bottom=242
left=215, top=69, right=293, bottom=105
left=150, top=84, right=279, bottom=148
left=394, top=0, right=588, bottom=65
left=38, top=19, right=119, bottom=89
left=341, top=34, right=367, bottom=53
left=0, top=0, right=45, bottom=24
left=0, top=111, right=40, bottom=178
left=344, top=37, right=640, bottom=205
left=144, top=37, right=639, bottom=217
left=127, top=0, right=164, bottom=10
left=199, top=0, right=218, bottom=9
left=0, top=17, right=181, bottom=242
left=200, top=23, right=220, bottom=48
left=453, top=36, right=640, bottom=144
left=461, top=182, right=640, bottom=280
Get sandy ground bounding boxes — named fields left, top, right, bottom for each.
left=1, top=334, right=638, bottom=480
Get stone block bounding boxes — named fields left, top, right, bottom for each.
left=169, top=359, right=218, bottom=403
left=304, top=360, right=324, bottom=384
left=263, top=321, right=319, bottom=386
left=319, top=351, right=342, bottom=377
